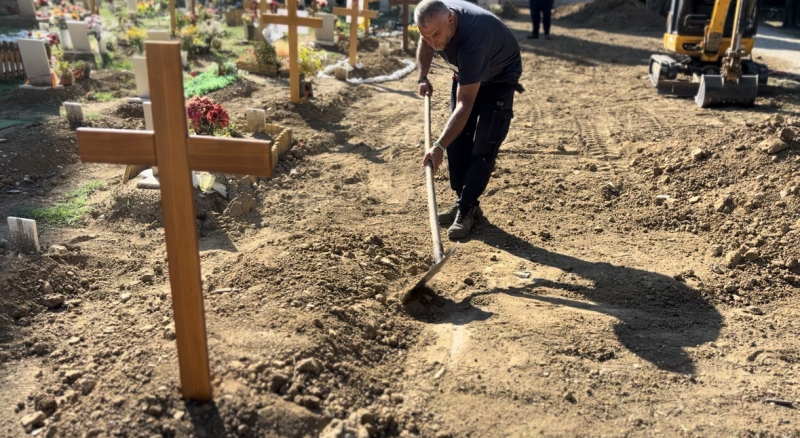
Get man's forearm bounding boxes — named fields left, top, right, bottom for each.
left=417, top=40, right=434, bottom=79
left=437, top=102, right=471, bottom=148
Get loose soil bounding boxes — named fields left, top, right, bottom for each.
left=2, top=7, right=800, bottom=438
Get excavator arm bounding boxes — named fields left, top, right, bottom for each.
left=700, top=0, right=734, bottom=61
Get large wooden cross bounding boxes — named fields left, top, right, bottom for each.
left=389, top=0, right=419, bottom=52
left=76, top=42, right=272, bottom=401
left=333, top=0, right=378, bottom=66
left=260, top=0, right=323, bottom=103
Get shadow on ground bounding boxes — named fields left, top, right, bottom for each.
left=405, top=220, right=722, bottom=375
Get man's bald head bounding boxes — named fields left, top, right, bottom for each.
left=414, top=0, right=451, bottom=29
left=414, top=0, right=456, bottom=50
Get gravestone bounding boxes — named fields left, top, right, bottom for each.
left=314, top=12, right=335, bottom=46
left=147, top=30, right=171, bottom=41
left=64, top=102, right=84, bottom=129
left=143, top=101, right=154, bottom=130
left=127, top=0, right=137, bottom=15
left=17, top=0, right=36, bottom=17
left=17, top=39, right=52, bottom=87
left=130, top=56, right=150, bottom=102
left=245, top=108, right=266, bottom=132
left=38, top=22, right=49, bottom=30
left=65, top=20, right=93, bottom=53
left=379, top=41, right=390, bottom=57
left=7, top=217, right=39, bottom=253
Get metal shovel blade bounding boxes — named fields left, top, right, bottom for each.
left=400, top=243, right=459, bottom=304
left=695, top=74, right=758, bottom=108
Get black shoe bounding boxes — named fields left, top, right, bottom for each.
left=527, top=34, right=539, bottom=39
left=544, top=34, right=552, bottom=40
left=448, top=205, right=480, bottom=240
left=439, top=202, right=482, bottom=226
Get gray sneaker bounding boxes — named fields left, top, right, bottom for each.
left=438, top=202, right=482, bottom=226
left=448, top=205, right=480, bottom=240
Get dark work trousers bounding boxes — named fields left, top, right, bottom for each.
left=447, top=78, right=515, bottom=210
left=529, top=0, right=553, bottom=37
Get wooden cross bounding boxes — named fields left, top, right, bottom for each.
left=389, top=0, right=419, bottom=52
left=170, top=0, right=176, bottom=34
left=76, top=42, right=272, bottom=402
left=333, top=0, right=378, bottom=66
left=260, top=0, right=323, bottom=103
left=364, top=0, right=380, bottom=35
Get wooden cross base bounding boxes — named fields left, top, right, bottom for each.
left=77, top=42, right=272, bottom=401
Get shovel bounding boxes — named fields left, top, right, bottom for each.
left=399, top=95, right=458, bottom=304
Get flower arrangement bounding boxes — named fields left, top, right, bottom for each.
left=24, top=30, right=60, bottom=46
left=297, top=45, right=324, bottom=77
left=126, top=26, right=146, bottom=53
left=49, top=1, right=89, bottom=29
left=136, top=0, right=159, bottom=18
left=84, top=14, right=103, bottom=41
left=408, top=24, right=420, bottom=43
left=317, top=0, right=331, bottom=13
left=186, top=96, right=231, bottom=136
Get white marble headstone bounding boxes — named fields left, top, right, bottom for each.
left=143, top=101, right=154, bottom=130
left=64, top=102, right=84, bottom=129
left=38, top=22, right=50, bottom=30
left=244, top=108, right=266, bottom=133
left=17, top=39, right=52, bottom=87
left=132, top=56, right=149, bottom=99
left=147, top=30, right=171, bottom=41
left=17, top=0, right=36, bottom=17
left=126, top=0, right=137, bottom=14
left=66, top=20, right=93, bottom=52
left=7, top=217, right=40, bottom=253
left=314, top=13, right=335, bottom=43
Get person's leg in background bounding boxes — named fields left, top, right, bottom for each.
left=542, top=0, right=554, bottom=39
left=528, top=0, right=541, bottom=39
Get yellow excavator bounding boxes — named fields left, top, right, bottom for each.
left=648, top=0, right=768, bottom=107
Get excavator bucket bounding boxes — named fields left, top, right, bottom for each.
left=695, top=74, right=758, bottom=108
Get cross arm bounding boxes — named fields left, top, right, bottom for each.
left=77, top=129, right=157, bottom=166
left=187, top=136, right=273, bottom=177
left=388, top=0, right=419, bottom=5
left=333, top=6, right=378, bottom=18
left=260, top=15, right=324, bottom=28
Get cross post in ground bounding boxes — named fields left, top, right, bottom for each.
left=76, top=41, right=273, bottom=402
left=333, top=0, right=378, bottom=66
left=170, top=0, right=176, bottom=34
left=389, top=0, right=419, bottom=52
left=260, top=0, right=323, bottom=103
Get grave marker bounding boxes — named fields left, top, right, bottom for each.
left=7, top=217, right=39, bottom=253
left=389, top=0, right=418, bottom=52
left=126, top=0, right=137, bottom=15
left=17, top=39, right=53, bottom=87
left=17, top=0, right=36, bottom=17
left=77, top=41, right=273, bottom=401
left=245, top=108, right=266, bottom=133
left=313, top=12, right=335, bottom=46
left=64, top=102, right=84, bottom=129
left=260, top=0, right=322, bottom=103
left=333, top=0, right=377, bottom=66
left=65, top=20, right=93, bottom=54
left=147, top=30, right=171, bottom=42
left=130, top=56, right=150, bottom=102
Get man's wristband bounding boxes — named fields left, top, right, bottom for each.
left=418, top=76, right=428, bottom=83
left=433, top=141, right=446, bottom=153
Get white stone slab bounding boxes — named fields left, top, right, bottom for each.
left=126, top=0, right=137, bottom=14
left=38, top=22, right=50, bottom=30
left=7, top=217, right=39, bottom=253
left=66, top=20, right=93, bottom=53
left=17, top=39, right=52, bottom=87
left=132, top=56, right=149, bottom=99
left=143, top=101, right=154, bottom=130
left=314, top=13, right=335, bottom=43
left=147, top=30, right=171, bottom=41
left=17, top=0, right=36, bottom=17
left=64, top=102, right=83, bottom=128
left=245, top=108, right=266, bottom=133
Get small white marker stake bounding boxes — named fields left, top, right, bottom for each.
left=7, top=217, right=40, bottom=253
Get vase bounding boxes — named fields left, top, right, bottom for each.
left=60, top=74, right=73, bottom=86
left=180, top=50, right=188, bottom=67
left=98, top=35, right=108, bottom=54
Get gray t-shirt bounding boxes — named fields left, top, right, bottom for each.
left=437, top=0, right=522, bottom=86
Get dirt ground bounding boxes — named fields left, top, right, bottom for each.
left=2, top=2, right=800, bottom=437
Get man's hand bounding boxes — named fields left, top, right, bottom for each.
left=418, top=78, right=433, bottom=97
left=422, top=145, right=444, bottom=173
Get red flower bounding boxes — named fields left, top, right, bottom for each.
left=206, top=110, right=219, bottom=123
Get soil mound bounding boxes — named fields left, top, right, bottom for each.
left=349, top=53, right=408, bottom=80
left=554, top=0, right=665, bottom=31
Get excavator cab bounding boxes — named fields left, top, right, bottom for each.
left=649, top=0, right=769, bottom=107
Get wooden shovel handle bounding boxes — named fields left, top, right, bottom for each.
left=424, top=95, right=445, bottom=263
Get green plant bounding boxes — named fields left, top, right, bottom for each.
left=13, top=180, right=107, bottom=226
left=297, top=45, right=324, bottom=77
left=251, top=38, right=280, bottom=66
left=126, top=26, right=146, bottom=54
left=408, top=24, right=420, bottom=42
left=92, top=91, right=115, bottom=102
left=69, top=60, right=86, bottom=71
left=184, top=70, right=240, bottom=97
left=55, top=59, right=71, bottom=76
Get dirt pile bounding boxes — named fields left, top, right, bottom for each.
left=554, top=0, right=665, bottom=31
left=618, top=114, right=800, bottom=305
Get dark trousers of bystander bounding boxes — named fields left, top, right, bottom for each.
left=446, top=78, right=515, bottom=212
left=529, top=0, right=554, bottom=38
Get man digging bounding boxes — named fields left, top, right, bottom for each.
left=416, top=0, right=523, bottom=240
